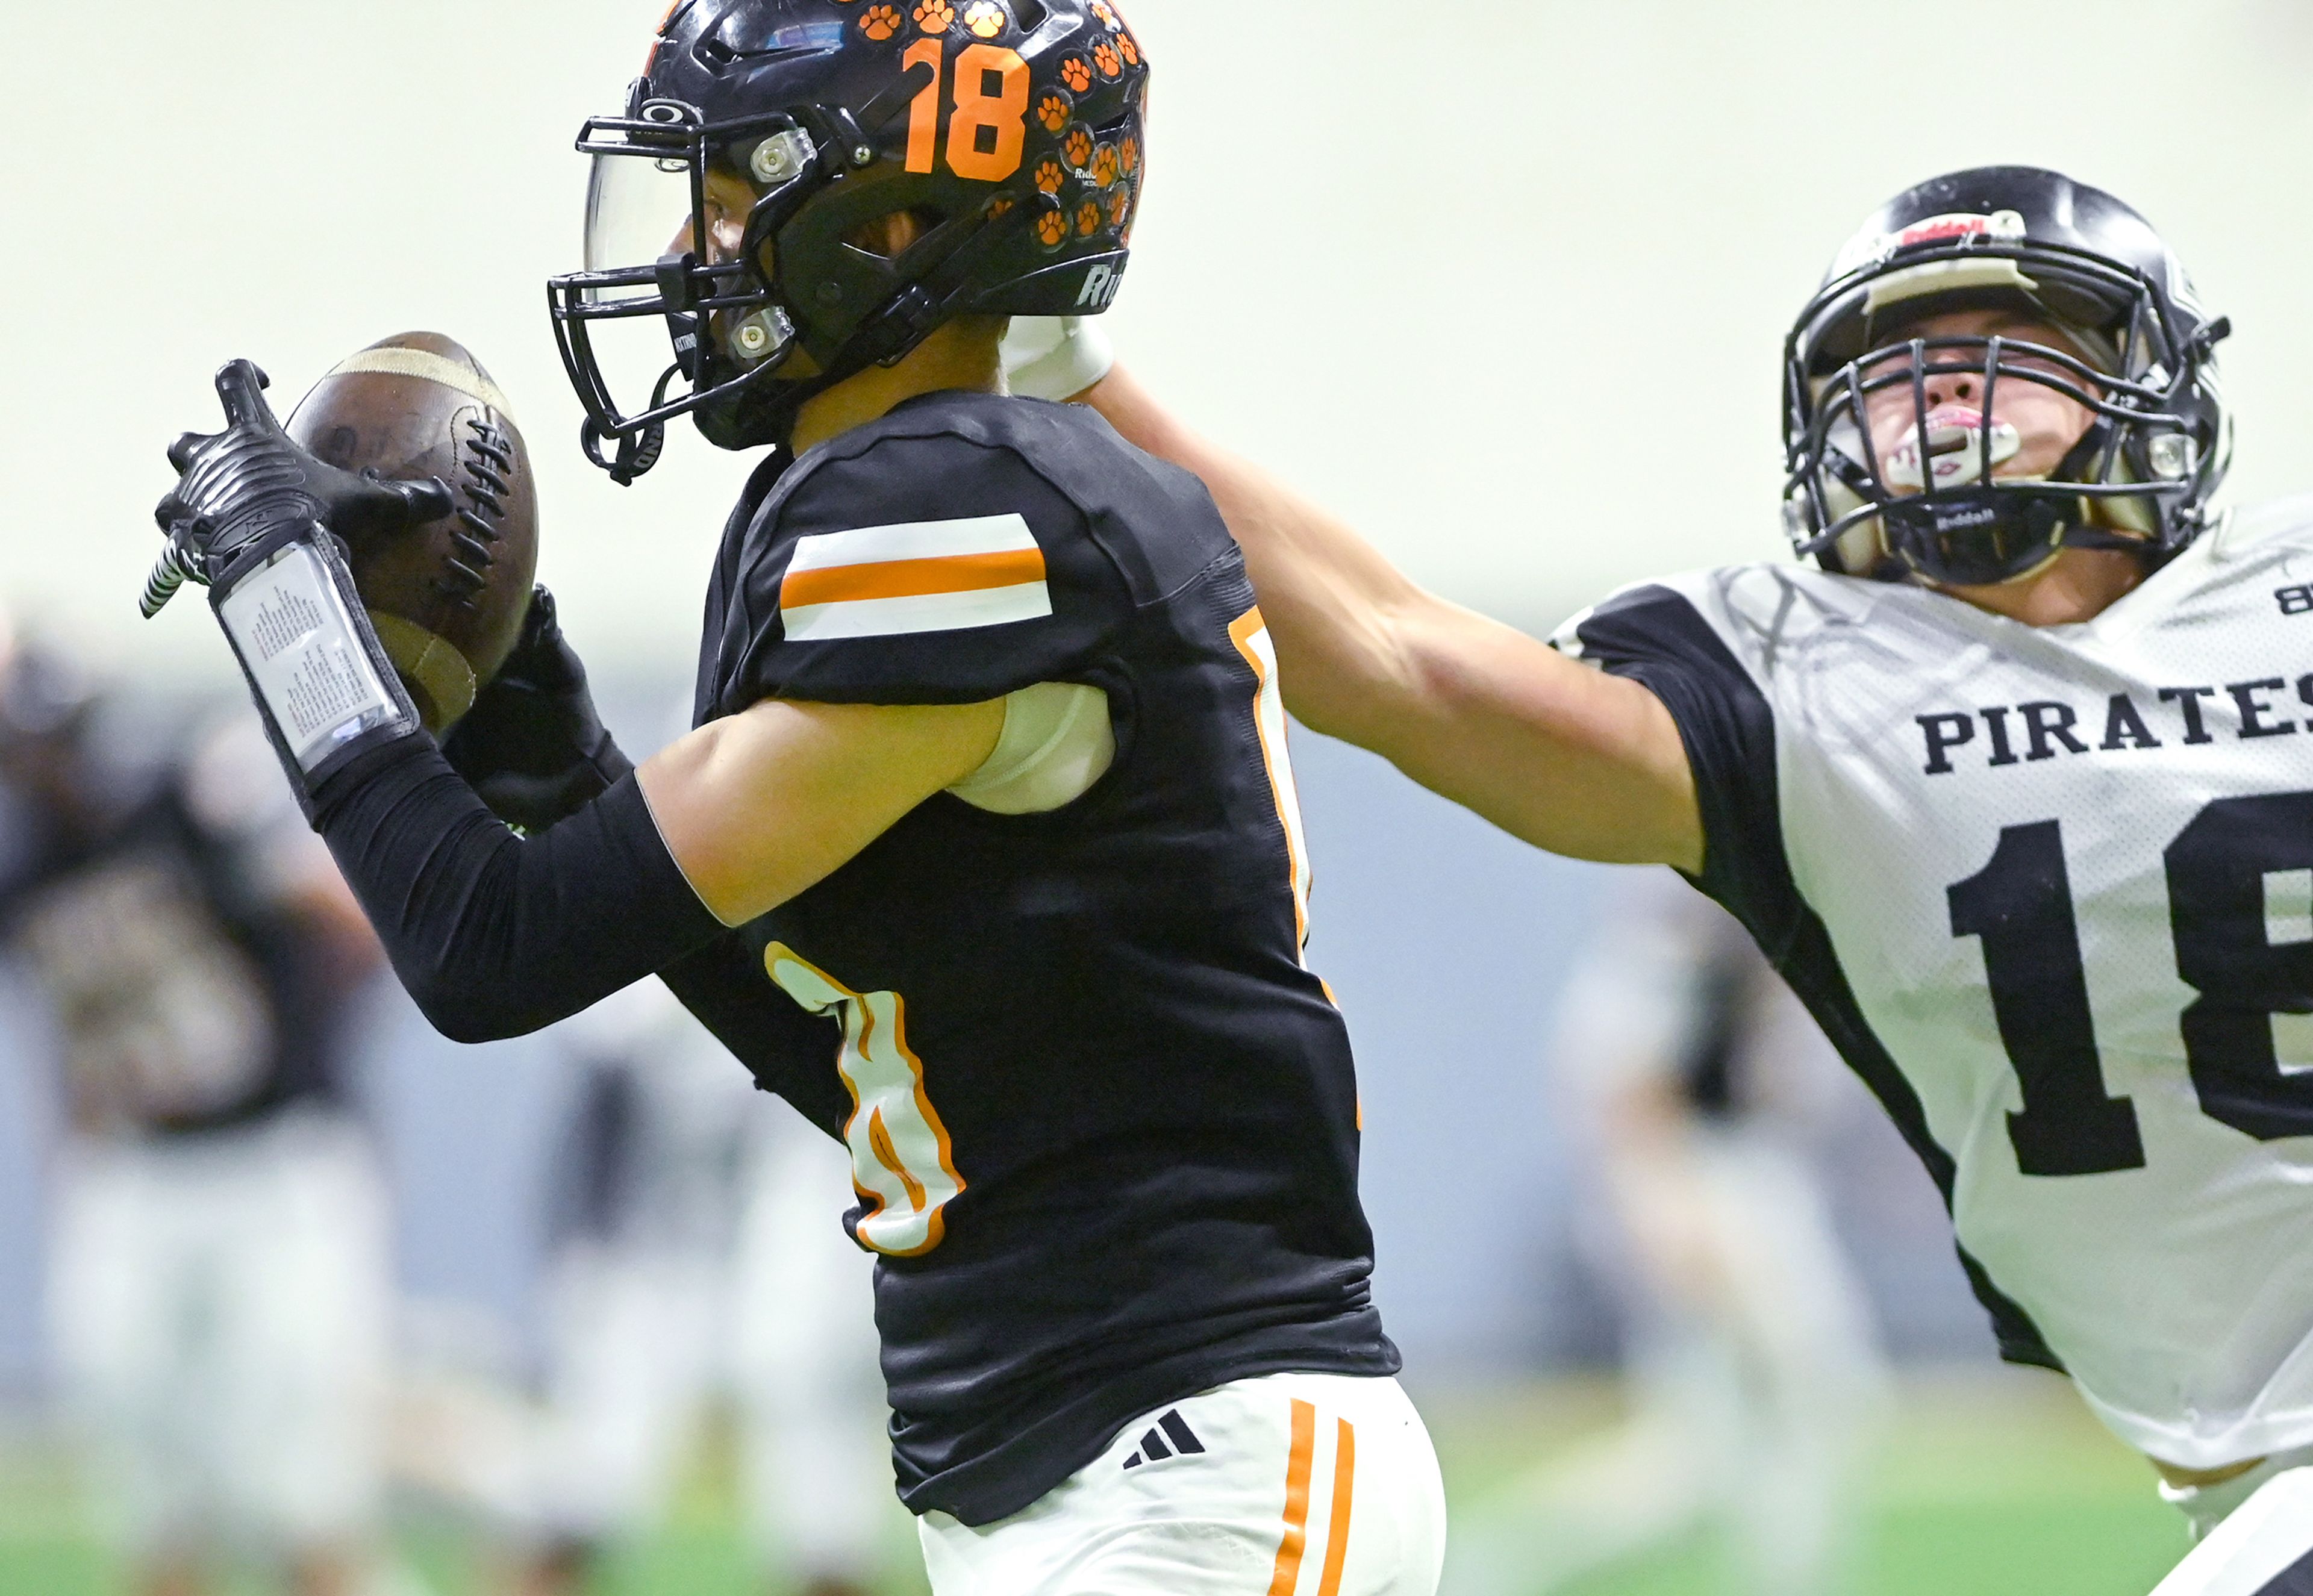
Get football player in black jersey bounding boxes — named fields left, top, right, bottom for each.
left=146, top=2, right=1444, bottom=1591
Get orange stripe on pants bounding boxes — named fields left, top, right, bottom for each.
left=1317, top=1418, right=1356, bottom=1596
left=1266, top=1398, right=1318, bottom=1595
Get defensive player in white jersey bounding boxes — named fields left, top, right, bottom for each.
left=1041, top=164, right=2313, bottom=1580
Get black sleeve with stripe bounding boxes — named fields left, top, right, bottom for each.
left=1569, top=582, right=2064, bottom=1372
left=1567, top=585, right=1794, bottom=953
left=698, top=431, right=1133, bottom=718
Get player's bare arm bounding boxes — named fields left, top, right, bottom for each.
left=1043, top=270, right=2155, bottom=880
left=640, top=695, right=1000, bottom=926
left=1081, top=364, right=1705, bottom=872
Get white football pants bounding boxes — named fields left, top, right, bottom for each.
left=2161, top=1444, right=2313, bottom=1542
left=2148, top=1466, right=2313, bottom=1595
left=918, top=1371, right=1447, bottom=1596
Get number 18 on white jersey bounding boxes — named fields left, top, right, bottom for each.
left=1557, top=496, right=2313, bottom=1473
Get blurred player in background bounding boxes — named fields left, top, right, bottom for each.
left=1445, top=870, right=1884, bottom=1596
left=0, top=637, right=410, bottom=1596
left=505, top=982, right=897, bottom=1596
left=726, top=1108, right=908, bottom=1596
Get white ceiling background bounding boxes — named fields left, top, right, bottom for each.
left=5, top=0, right=2311, bottom=682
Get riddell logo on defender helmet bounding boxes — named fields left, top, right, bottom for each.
left=1833, top=209, right=2028, bottom=275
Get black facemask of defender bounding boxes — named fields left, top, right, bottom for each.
left=1788, top=324, right=2215, bottom=587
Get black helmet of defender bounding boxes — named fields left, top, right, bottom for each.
left=1783, top=166, right=2232, bottom=586
left=549, top=0, right=1150, bottom=482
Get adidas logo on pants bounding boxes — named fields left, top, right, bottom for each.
left=916, top=1371, right=1447, bottom=1595
left=1122, top=1409, right=1206, bottom=1469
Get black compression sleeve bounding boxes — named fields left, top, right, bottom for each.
left=310, top=735, right=725, bottom=1043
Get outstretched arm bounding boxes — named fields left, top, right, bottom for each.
left=1081, top=367, right=1703, bottom=871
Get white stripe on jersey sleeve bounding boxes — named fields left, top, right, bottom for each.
left=782, top=583, right=1053, bottom=642
left=785, top=513, right=1038, bottom=572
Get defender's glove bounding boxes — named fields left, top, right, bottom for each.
left=1000, top=316, right=1116, bottom=404
left=440, top=586, right=634, bottom=834
left=152, top=361, right=451, bottom=809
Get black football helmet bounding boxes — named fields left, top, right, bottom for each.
left=549, top=0, right=1150, bottom=482
left=1783, top=166, right=2232, bottom=586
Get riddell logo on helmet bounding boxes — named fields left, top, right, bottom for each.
left=1835, top=210, right=2027, bottom=274
left=1895, top=210, right=2026, bottom=249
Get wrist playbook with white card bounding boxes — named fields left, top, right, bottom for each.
left=213, top=531, right=420, bottom=808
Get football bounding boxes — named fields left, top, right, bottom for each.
left=284, top=332, right=539, bottom=735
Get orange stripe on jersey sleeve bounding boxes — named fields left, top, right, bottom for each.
left=780, top=547, right=1048, bottom=610
left=1267, top=1397, right=1318, bottom=1596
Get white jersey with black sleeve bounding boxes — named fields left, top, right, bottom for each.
left=1553, top=494, right=2313, bottom=1471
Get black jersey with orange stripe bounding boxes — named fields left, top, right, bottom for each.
left=691, top=390, right=1398, bottom=1526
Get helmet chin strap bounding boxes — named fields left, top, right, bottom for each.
left=580, top=365, right=687, bottom=486
left=716, top=203, right=1031, bottom=453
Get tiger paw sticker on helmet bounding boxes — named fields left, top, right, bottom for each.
left=1075, top=199, right=1102, bottom=238
left=913, top=0, right=955, bottom=32
left=1091, top=39, right=1122, bottom=78
left=1092, top=144, right=1120, bottom=188
left=1036, top=203, right=1072, bottom=250
left=1064, top=125, right=1096, bottom=172
left=1034, top=158, right=1067, bottom=195
left=1060, top=55, right=1093, bottom=92
left=859, top=3, right=902, bottom=38
left=1037, top=89, right=1073, bottom=134
left=962, top=0, right=1007, bottom=37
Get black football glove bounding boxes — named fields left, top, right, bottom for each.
left=440, top=586, right=634, bottom=833
left=148, top=360, right=450, bottom=608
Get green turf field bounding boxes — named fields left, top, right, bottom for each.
left=0, top=1370, right=2190, bottom=1595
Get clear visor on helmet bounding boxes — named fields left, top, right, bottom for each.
left=571, top=142, right=775, bottom=428
left=582, top=146, right=705, bottom=303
